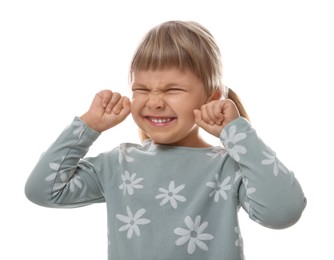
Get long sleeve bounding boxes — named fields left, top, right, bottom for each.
left=220, top=117, right=306, bottom=229
left=25, top=117, right=105, bottom=208
left=24, top=116, right=306, bottom=259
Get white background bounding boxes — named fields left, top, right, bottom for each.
left=1, top=0, right=333, bottom=259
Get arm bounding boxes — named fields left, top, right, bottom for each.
left=25, top=117, right=104, bottom=207
left=25, top=90, right=131, bottom=207
left=194, top=99, right=306, bottom=229
left=221, top=117, right=306, bottom=229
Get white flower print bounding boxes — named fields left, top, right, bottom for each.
left=243, top=178, right=256, bottom=197
left=174, top=215, right=214, bottom=255
left=155, top=181, right=186, bottom=209
left=116, top=206, right=151, bottom=239
left=69, top=174, right=83, bottom=192
left=206, top=147, right=228, bottom=159
left=72, top=120, right=85, bottom=138
left=45, top=157, right=68, bottom=183
left=45, top=162, right=61, bottom=182
left=119, top=171, right=143, bottom=195
left=45, top=161, right=83, bottom=193
left=206, top=174, right=232, bottom=202
left=119, top=145, right=136, bottom=164
left=221, top=125, right=247, bottom=162
left=234, top=226, right=245, bottom=259
left=234, top=226, right=243, bottom=247
left=146, top=142, right=158, bottom=153
left=261, top=150, right=288, bottom=176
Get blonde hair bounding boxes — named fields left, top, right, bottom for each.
left=129, top=20, right=249, bottom=142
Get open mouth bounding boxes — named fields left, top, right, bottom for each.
left=145, top=116, right=176, bottom=126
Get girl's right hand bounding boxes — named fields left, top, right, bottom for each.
left=80, top=90, right=131, bottom=132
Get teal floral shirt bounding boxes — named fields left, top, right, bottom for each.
left=25, top=117, right=306, bottom=260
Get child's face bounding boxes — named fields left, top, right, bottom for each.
left=130, top=68, right=209, bottom=147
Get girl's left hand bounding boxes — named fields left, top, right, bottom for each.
left=194, top=99, right=240, bottom=137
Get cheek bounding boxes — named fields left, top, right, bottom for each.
left=130, top=98, right=147, bottom=126
left=168, top=95, right=205, bottom=113
left=130, top=95, right=143, bottom=110
left=130, top=99, right=140, bottom=117
left=130, top=105, right=141, bottom=126
left=130, top=102, right=138, bottom=117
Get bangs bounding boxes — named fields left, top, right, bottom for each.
left=129, top=21, right=223, bottom=95
left=130, top=24, right=195, bottom=72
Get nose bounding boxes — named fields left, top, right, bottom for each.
left=146, top=93, right=165, bottom=110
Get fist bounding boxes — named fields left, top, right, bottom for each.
left=80, top=90, right=131, bottom=132
left=194, top=99, right=240, bottom=137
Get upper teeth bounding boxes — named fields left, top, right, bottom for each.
left=151, top=118, right=171, bottom=123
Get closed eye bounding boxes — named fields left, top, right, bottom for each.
left=132, top=88, right=150, bottom=94
left=166, top=88, right=186, bottom=93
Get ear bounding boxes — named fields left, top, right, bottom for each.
left=208, top=89, right=222, bottom=102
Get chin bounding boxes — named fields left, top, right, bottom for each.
left=150, top=138, right=172, bottom=145
left=149, top=136, right=178, bottom=146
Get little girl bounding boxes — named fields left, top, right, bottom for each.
left=25, top=20, right=306, bottom=260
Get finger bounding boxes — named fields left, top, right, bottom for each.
left=203, top=101, right=225, bottom=126
left=204, top=103, right=219, bottom=125
left=109, top=97, right=131, bottom=127
left=211, top=102, right=225, bottom=125
left=112, top=96, right=128, bottom=115
left=105, top=92, right=121, bottom=113
left=118, top=97, right=131, bottom=118
left=193, top=109, right=202, bottom=125
left=200, top=105, right=215, bottom=125
left=98, top=90, right=113, bottom=108
left=194, top=109, right=224, bottom=138
left=220, top=99, right=240, bottom=125
left=194, top=109, right=210, bottom=129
